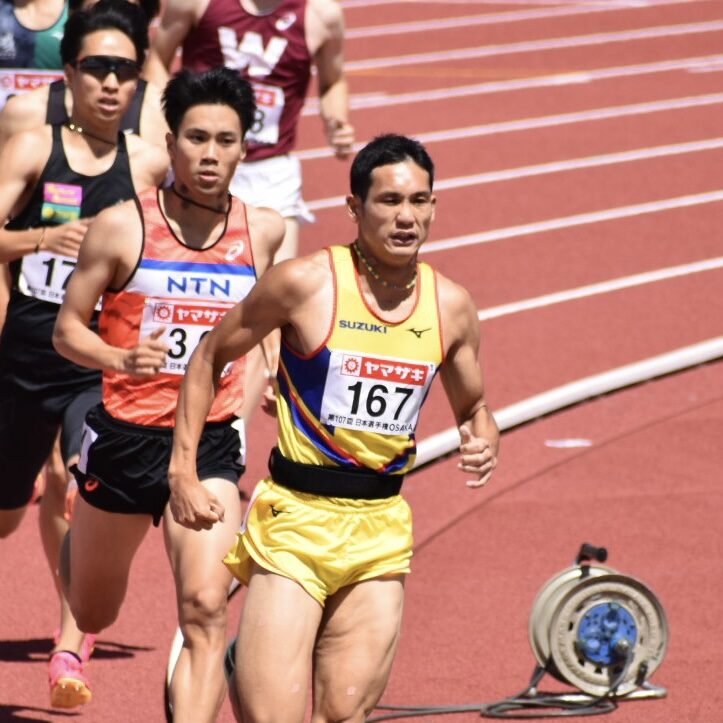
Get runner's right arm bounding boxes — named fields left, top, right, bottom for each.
left=53, top=201, right=168, bottom=376
left=0, top=128, right=90, bottom=262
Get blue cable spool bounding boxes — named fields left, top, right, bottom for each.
left=576, top=602, right=638, bottom=665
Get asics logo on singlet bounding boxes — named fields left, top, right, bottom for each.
left=275, top=12, right=297, bottom=31
left=339, top=320, right=388, bottom=334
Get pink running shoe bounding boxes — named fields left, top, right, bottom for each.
left=53, top=630, right=97, bottom=663
left=49, top=651, right=92, bottom=709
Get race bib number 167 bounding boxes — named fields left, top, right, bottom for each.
left=319, top=350, right=435, bottom=435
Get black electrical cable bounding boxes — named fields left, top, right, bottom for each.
left=366, top=646, right=637, bottom=722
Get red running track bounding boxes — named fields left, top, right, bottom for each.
left=2, top=0, right=722, bottom=720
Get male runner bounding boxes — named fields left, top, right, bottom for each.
left=145, top=0, right=354, bottom=262
left=169, top=134, right=500, bottom=723
left=0, top=0, right=167, bottom=707
left=53, top=66, right=284, bottom=722
left=0, top=0, right=166, bottom=153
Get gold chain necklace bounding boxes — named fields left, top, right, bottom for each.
left=352, top=240, right=417, bottom=291
left=66, top=122, right=117, bottom=147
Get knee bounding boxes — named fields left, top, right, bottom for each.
left=179, top=585, right=228, bottom=632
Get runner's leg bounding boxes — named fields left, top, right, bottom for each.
left=163, top=477, right=243, bottom=723
left=62, top=495, right=152, bottom=633
left=311, top=576, right=405, bottom=723
left=233, top=562, right=323, bottom=723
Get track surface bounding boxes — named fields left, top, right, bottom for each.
left=2, top=1, right=722, bottom=720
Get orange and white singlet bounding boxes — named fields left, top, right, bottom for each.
left=99, top=187, right=258, bottom=426
left=275, top=244, right=444, bottom=475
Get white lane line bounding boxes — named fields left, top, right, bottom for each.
left=478, top=257, right=723, bottom=320
left=306, top=135, right=723, bottom=211
left=299, top=92, right=723, bottom=161
left=342, top=0, right=679, bottom=8
left=302, top=55, right=723, bottom=114
left=344, top=20, right=723, bottom=72
left=422, top=190, right=723, bottom=253
left=345, top=0, right=702, bottom=38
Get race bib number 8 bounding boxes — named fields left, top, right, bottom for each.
left=320, top=350, right=435, bottom=435
left=141, top=298, right=234, bottom=375
left=247, top=83, right=284, bottom=145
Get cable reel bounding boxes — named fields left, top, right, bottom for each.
left=479, top=543, right=669, bottom=718
left=528, top=544, right=668, bottom=698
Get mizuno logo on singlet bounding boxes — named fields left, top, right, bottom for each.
left=270, top=506, right=286, bottom=517
left=339, top=320, right=388, bottom=334
left=407, top=327, right=431, bottom=339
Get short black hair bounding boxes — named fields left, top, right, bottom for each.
left=350, top=134, right=435, bottom=201
left=162, top=67, right=257, bottom=138
left=68, top=0, right=160, bottom=21
left=61, top=0, right=149, bottom=66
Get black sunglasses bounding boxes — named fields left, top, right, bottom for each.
left=74, top=55, right=139, bottom=82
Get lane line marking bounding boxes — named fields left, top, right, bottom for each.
left=478, top=257, right=723, bottom=320
left=299, top=92, right=723, bottom=161
left=343, top=21, right=723, bottom=73
left=302, top=55, right=723, bottom=114
left=422, top=191, right=723, bottom=253
left=306, top=135, right=723, bottom=211
left=346, top=0, right=705, bottom=38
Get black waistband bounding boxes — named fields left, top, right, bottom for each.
left=268, top=447, right=404, bottom=500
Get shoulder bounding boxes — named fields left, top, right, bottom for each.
left=433, top=271, right=479, bottom=346
left=92, top=197, right=142, bottom=232
left=126, top=133, right=169, bottom=183
left=245, top=204, right=285, bottom=246
left=306, top=0, right=344, bottom=38
left=260, top=248, right=332, bottom=298
left=162, top=0, right=209, bottom=23
left=1, top=124, right=53, bottom=165
left=1, top=86, right=49, bottom=130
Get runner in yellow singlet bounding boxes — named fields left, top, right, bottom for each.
left=169, top=133, right=499, bottom=723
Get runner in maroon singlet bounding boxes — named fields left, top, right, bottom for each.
left=145, top=0, right=354, bottom=263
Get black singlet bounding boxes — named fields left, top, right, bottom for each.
left=0, top=123, right=135, bottom=391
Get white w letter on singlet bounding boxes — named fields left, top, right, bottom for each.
left=218, top=28, right=287, bottom=77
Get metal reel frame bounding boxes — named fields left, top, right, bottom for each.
left=529, top=563, right=615, bottom=674
left=547, top=573, right=668, bottom=697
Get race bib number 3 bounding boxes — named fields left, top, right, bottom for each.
left=141, top=298, right=234, bottom=375
left=320, top=350, right=435, bottom=435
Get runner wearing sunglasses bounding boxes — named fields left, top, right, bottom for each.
left=0, top=0, right=167, bottom=155
left=0, top=0, right=168, bottom=709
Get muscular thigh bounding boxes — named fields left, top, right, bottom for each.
left=235, top=565, right=323, bottom=722
left=312, top=577, right=406, bottom=722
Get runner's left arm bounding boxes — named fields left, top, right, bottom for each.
left=314, top=0, right=354, bottom=159
left=438, top=279, right=499, bottom=488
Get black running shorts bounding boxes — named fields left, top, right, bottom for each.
left=0, top=377, right=101, bottom=509
left=74, top=404, right=246, bottom=525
